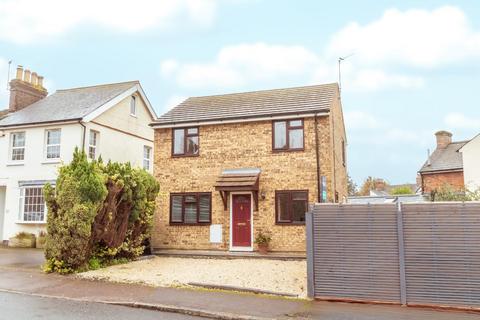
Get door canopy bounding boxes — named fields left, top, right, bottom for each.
left=214, top=168, right=260, bottom=211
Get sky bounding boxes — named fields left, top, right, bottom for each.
left=0, top=0, right=479, bottom=186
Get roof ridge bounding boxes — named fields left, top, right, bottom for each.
left=56, top=80, right=139, bottom=92
left=185, top=82, right=338, bottom=100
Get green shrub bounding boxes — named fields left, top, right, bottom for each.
left=390, top=186, right=413, bottom=195
left=43, top=148, right=159, bottom=273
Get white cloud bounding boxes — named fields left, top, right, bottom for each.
left=326, top=6, right=480, bottom=68
left=344, top=111, right=381, bottom=130
left=162, top=43, right=320, bottom=88
left=0, top=0, right=218, bottom=44
left=161, top=6, right=480, bottom=93
left=444, top=112, right=480, bottom=129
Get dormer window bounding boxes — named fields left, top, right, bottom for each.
left=130, top=96, right=136, bottom=116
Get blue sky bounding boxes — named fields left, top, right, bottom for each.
left=0, top=0, right=479, bottom=185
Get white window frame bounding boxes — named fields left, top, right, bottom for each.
left=44, top=129, right=61, bottom=160
left=89, top=130, right=99, bottom=160
left=130, top=95, right=137, bottom=116
left=18, top=186, right=47, bottom=223
left=143, top=145, right=152, bottom=170
left=10, top=131, right=26, bottom=162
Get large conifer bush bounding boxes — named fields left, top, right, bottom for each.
left=43, top=149, right=159, bottom=273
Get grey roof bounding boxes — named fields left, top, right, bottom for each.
left=154, top=83, right=338, bottom=125
left=419, top=141, right=468, bottom=173
left=0, top=81, right=138, bottom=128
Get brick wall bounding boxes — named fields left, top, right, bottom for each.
left=152, top=115, right=346, bottom=252
left=421, top=171, right=465, bottom=193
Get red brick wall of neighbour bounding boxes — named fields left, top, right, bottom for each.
left=421, top=171, right=465, bottom=193
left=152, top=105, right=347, bottom=252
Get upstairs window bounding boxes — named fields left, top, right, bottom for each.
left=275, top=190, right=308, bottom=224
left=45, top=129, right=61, bottom=159
left=273, top=119, right=304, bottom=151
left=143, top=145, right=152, bottom=170
left=19, top=186, right=46, bottom=223
left=89, top=130, right=99, bottom=159
left=130, top=96, right=136, bottom=116
left=170, top=193, right=211, bottom=224
left=172, top=127, right=199, bottom=156
left=10, top=131, right=26, bottom=161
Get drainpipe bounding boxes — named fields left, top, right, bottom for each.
left=79, top=121, right=86, bottom=152
left=314, top=114, right=322, bottom=203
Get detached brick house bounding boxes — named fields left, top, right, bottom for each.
left=419, top=130, right=467, bottom=194
left=151, top=83, right=347, bottom=252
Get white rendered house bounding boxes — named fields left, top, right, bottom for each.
left=459, top=133, right=480, bottom=191
left=0, top=66, right=157, bottom=243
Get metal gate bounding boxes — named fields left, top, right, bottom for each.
left=306, top=202, right=480, bottom=309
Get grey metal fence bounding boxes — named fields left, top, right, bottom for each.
left=306, top=202, right=480, bottom=309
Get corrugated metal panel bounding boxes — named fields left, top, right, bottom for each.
left=402, top=203, right=480, bottom=308
left=311, top=203, right=401, bottom=303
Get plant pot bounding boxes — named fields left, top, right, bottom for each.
left=257, top=243, right=269, bottom=254
left=8, top=236, right=36, bottom=248
left=36, top=237, right=46, bottom=249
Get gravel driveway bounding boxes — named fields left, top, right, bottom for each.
left=79, top=257, right=307, bottom=298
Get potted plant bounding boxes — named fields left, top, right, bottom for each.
left=255, top=232, right=271, bottom=254
left=8, top=232, right=36, bottom=248
left=36, top=231, right=47, bottom=249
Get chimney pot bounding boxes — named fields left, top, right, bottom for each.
left=16, top=65, right=24, bottom=80
left=31, top=72, right=38, bottom=87
left=24, top=69, right=31, bottom=83
left=435, top=130, right=452, bottom=149
left=38, top=76, right=44, bottom=88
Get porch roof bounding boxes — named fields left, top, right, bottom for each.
left=214, top=168, right=261, bottom=211
left=214, top=169, right=260, bottom=191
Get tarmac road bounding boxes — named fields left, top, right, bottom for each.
left=0, top=291, right=201, bottom=320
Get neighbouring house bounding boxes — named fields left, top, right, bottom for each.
left=418, top=130, right=467, bottom=194
left=151, top=83, right=347, bottom=253
left=0, top=65, right=157, bottom=243
left=459, top=133, right=480, bottom=191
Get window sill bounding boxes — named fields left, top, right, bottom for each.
left=272, top=148, right=305, bottom=153
left=6, top=162, right=25, bottom=166
left=171, top=154, right=200, bottom=158
left=42, top=159, right=61, bottom=164
left=169, top=223, right=211, bottom=226
left=16, top=221, right=47, bottom=225
left=275, top=222, right=306, bottom=226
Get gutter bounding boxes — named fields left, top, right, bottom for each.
left=0, top=118, right=82, bottom=130
left=150, top=110, right=330, bottom=128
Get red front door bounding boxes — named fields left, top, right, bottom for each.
left=232, top=194, right=252, bottom=248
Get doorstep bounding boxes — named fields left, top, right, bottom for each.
left=153, top=249, right=306, bottom=261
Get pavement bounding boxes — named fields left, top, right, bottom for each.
left=0, top=291, right=200, bottom=320
left=1, top=247, right=479, bottom=320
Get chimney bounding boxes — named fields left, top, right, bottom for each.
left=435, top=130, right=452, bottom=149
left=374, top=179, right=386, bottom=191
left=9, top=65, right=48, bottom=113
